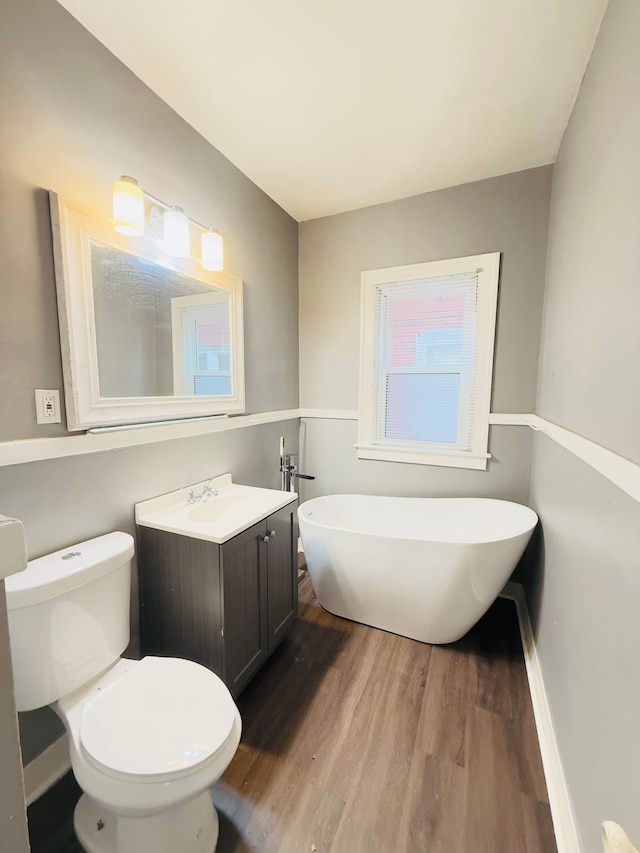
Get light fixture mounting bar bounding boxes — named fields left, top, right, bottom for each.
left=140, top=187, right=211, bottom=234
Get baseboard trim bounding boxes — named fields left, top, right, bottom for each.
left=501, top=582, right=580, bottom=853
left=23, top=734, right=71, bottom=806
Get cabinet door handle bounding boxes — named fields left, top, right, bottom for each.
left=261, top=535, right=270, bottom=543
left=269, top=530, right=276, bottom=538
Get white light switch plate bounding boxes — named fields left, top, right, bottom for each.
left=35, top=389, right=62, bottom=424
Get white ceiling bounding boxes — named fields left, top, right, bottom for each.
left=56, top=0, right=607, bottom=222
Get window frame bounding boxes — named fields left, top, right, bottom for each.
left=357, top=253, right=501, bottom=470
left=170, top=292, right=233, bottom=396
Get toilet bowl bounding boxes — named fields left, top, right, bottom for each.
left=5, top=532, right=241, bottom=853
left=58, top=657, right=241, bottom=852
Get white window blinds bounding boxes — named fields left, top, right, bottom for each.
left=358, top=254, right=500, bottom=470
left=372, top=273, right=478, bottom=451
left=178, top=300, right=232, bottom=397
left=170, top=293, right=233, bottom=397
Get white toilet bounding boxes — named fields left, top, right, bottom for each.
left=5, top=531, right=241, bottom=853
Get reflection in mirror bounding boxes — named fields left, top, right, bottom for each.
left=90, top=243, right=231, bottom=399
left=50, top=193, right=244, bottom=430
left=170, top=292, right=231, bottom=397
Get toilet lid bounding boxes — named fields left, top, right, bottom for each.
left=79, top=657, right=236, bottom=778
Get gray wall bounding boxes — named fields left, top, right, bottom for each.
left=0, top=0, right=298, bottom=443
left=528, top=438, right=640, bottom=852
left=536, top=0, right=640, bottom=467
left=0, top=0, right=299, bottom=796
left=298, top=167, right=552, bottom=500
left=528, top=1, right=640, bottom=849
left=298, top=420, right=533, bottom=505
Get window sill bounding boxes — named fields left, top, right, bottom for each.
left=355, top=444, right=490, bottom=470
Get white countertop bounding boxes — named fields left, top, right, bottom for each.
left=135, top=474, right=297, bottom=544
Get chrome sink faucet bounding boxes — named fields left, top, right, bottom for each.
left=201, top=480, right=218, bottom=499
left=187, top=479, right=218, bottom=504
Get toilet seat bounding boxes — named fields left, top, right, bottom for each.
left=79, top=657, right=236, bottom=783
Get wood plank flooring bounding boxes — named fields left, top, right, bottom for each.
left=213, top=577, right=556, bottom=853
left=29, top=576, right=556, bottom=852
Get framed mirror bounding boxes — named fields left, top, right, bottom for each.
left=50, top=192, right=245, bottom=430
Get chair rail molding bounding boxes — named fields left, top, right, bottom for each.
left=2, top=409, right=639, bottom=508
left=0, top=410, right=300, bottom=467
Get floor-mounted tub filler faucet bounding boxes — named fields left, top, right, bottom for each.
left=187, top=479, right=218, bottom=504
left=280, top=436, right=315, bottom=492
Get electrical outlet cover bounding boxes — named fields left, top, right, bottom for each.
left=34, top=389, right=62, bottom=424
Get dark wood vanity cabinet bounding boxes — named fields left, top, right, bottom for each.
left=137, top=499, right=298, bottom=696
left=220, top=502, right=298, bottom=693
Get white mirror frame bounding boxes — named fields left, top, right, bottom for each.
left=50, top=192, right=245, bottom=431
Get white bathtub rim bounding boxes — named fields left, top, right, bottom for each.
left=298, top=494, right=538, bottom=546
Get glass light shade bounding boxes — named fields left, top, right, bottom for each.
left=164, top=207, right=190, bottom=257
left=201, top=229, right=224, bottom=271
left=112, top=177, right=144, bottom=236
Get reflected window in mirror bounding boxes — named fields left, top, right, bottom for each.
left=171, top=292, right=231, bottom=397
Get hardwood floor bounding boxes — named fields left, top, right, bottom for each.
left=213, top=578, right=556, bottom=853
left=28, top=577, right=556, bottom=852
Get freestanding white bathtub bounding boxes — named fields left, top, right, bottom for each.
left=298, top=495, right=538, bottom=644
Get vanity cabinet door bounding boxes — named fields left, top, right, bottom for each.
left=265, top=502, right=298, bottom=651
left=138, top=497, right=298, bottom=699
left=220, top=520, right=269, bottom=696
left=137, top=527, right=224, bottom=678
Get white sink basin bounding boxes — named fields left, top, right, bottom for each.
left=187, top=494, right=269, bottom=525
left=135, top=474, right=297, bottom=544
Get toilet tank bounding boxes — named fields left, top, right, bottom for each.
left=5, top=532, right=134, bottom=711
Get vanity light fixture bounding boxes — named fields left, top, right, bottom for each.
left=163, top=206, right=190, bottom=258
left=112, top=176, right=144, bottom=237
left=111, top=177, right=224, bottom=270
left=201, top=228, right=224, bottom=272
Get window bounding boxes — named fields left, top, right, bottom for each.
left=357, top=253, right=500, bottom=469
left=171, top=293, right=233, bottom=396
